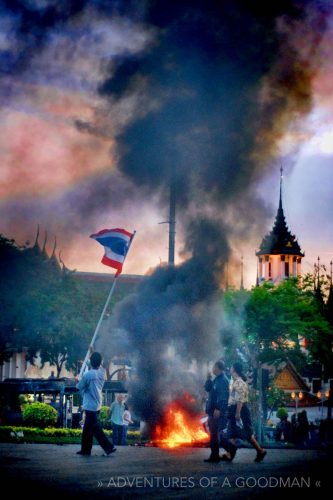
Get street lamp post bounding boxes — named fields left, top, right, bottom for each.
left=317, top=390, right=330, bottom=419
left=291, top=391, right=303, bottom=415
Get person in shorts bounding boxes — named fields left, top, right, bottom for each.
left=221, top=361, right=267, bottom=463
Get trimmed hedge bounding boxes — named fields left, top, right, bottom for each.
left=0, top=426, right=141, bottom=444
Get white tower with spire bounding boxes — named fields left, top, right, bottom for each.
left=256, top=168, right=304, bottom=284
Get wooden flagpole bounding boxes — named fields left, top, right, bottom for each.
left=78, top=230, right=136, bottom=378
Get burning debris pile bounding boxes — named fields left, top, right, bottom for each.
left=152, top=394, right=209, bottom=448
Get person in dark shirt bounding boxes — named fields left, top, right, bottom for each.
left=204, top=360, right=230, bottom=463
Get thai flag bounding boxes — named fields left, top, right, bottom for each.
left=90, top=228, right=134, bottom=276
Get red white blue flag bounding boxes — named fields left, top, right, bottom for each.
left=90, top=228, right=134, bottom=276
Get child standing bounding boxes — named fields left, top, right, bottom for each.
left=122, top=403, right=134, bottom=445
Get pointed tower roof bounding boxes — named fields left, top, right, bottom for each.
left=59, top=251, right=71, bottom=275
left=51, top=236, right=57, bottom=259
left=314, top=256, right=325, bottom=313
left=49, top=236, right=61, bottom=270
left=25, top=225, right=42, bottom=256
left=42, top=231, right=48, bottom=258
left=33, top=224, right=40, bottom=249
left=256, top=168, right=304, bottom=257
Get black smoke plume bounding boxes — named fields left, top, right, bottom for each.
left=111, top=219, right=229, bottom=430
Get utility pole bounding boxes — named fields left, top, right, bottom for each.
left=257, top=363, right=264, bottom=443
left=240, top=255, right=244, bottom=290
left=159, top=177, right=176, bottom=266
left=168, top=178, right=176, bottom=266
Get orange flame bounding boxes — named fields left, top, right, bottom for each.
left=153, top=402, right=209, bottom=449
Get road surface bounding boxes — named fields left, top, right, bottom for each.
left=0, top=443, right=331, bottom=499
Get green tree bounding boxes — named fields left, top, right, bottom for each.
left=222, top=279, right=333, bottom=428
left=220, top=287, right=250, bottom=362
left=0, top=234, right=111, bottom=377
left=266, top=385, right=287, bottom=418
left=0, top=236, right=33, bottom=365
left=244, top=279, right=333, bottom=368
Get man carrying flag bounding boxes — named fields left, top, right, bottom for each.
left=76, top=348, right=116, bottom=457
left=90, top=228, right=134, bottom=276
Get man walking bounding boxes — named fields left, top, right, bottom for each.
left=76, top=351, right=116, bottom=456
left=204, top=360, right=229, bottom=463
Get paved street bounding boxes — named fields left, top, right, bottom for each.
left=0, top=443, right=331, bottom=499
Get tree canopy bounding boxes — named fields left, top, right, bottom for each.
left=221, top=278, right=333, bottom=370
left=0, top=235, right=108, bottom=376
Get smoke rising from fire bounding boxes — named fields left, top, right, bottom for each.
left=109, top=219, right=228, bottom=427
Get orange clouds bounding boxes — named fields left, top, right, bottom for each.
left=0, top=88, right=115, bottom=200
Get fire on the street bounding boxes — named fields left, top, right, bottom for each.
left=153, top=400, right=209, bottom=449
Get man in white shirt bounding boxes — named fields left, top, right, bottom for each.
left=76, top=351, right=116, bottom=456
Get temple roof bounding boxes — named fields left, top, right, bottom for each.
left=256, top=172, right=304, bottom=257
left=274, top=360, right=309, bottom=392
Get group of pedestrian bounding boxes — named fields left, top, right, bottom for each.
left=76, top=350, right=133, bottom=457
left=76, top=349, right=266, bottom=462
left=274, top=410, right=310, bottom=446
left=204, top=359, right=267, bottom=464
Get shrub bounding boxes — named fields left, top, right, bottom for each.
left=276, top=407, right=288, bottom=420
left=23, top=403, right=58, bottom=428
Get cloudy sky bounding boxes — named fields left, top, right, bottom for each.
left=0, top=0, right=332, bottom=288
